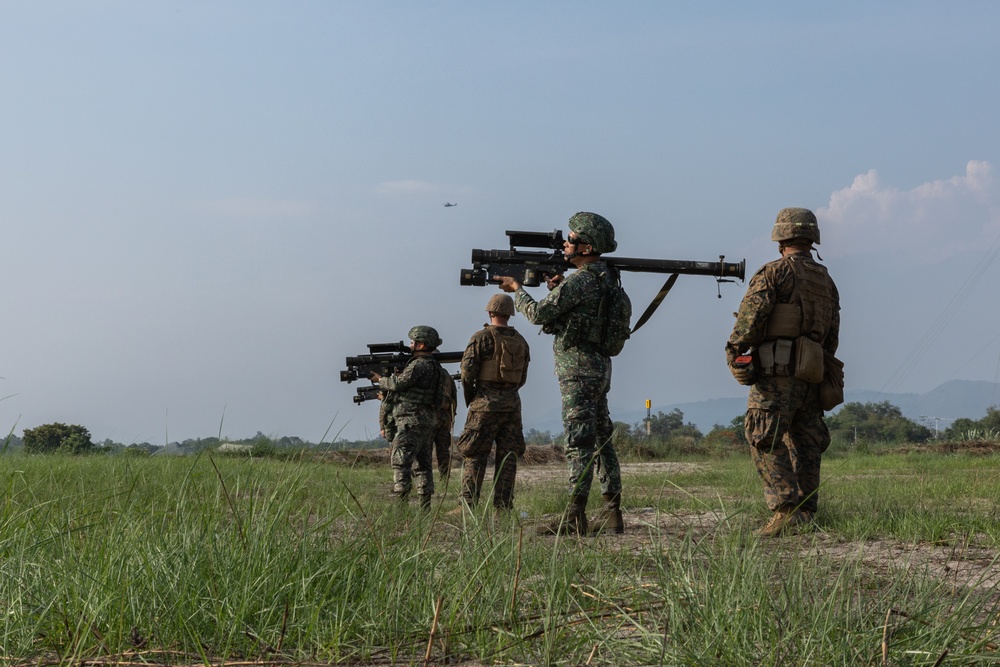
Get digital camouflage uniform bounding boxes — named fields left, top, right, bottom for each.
left=434, top=368, right=457, bottom=478
left=456, top=324, right=530, bottom=509
left=515, top=261, right=622, bottom=503
left=727, top=248, right=840, bottom=520
left=378, top=354, right=444, bottom=505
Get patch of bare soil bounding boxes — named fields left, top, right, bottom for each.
left=884, top=440, right=1000, bottom=456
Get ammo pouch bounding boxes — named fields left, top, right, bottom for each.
left=794, top=336, right=825, bottom=384
left=820, top=351, right=845, bottom=410
left=757, top=339, right=793, bottom=377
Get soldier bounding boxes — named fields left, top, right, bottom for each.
left=726, top=208, right=841, bottom=537
left=371, top=326, right=446, bottom=509
left=434, top=364, right=457, bottom=480
left=497, top=212, right=625, bottom=536
left=454, top=293, right=531, bottom=511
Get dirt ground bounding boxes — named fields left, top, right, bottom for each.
left=320, top=445, right=1000, bottom=599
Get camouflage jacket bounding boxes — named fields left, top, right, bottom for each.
left=460, top=325, right=530, bottom=412
left=378, top=354, right=442, bottom=429
left=514, top=261, right=610, bottom=379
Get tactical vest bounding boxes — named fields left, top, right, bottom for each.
left=478, top=327, right=527, bottom=385
left=398, top=356, right=443, bottom=406
left=759, top=254, right=835, bottom=382
left=764, top=255, right=835, bottom=343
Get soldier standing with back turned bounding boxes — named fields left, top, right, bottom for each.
left=726, top=208, right=840, bottom=537
left=454, top=294, right=530, bottom=511
left=498, top=212, right=626, bottom=536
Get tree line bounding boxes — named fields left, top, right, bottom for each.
left=9, top=401, right=1000, bottom=457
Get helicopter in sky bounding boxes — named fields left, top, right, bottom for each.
left=443, top=202, right=457, bottom=207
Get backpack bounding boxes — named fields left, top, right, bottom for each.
left=598, top=267, right=632, bottom=357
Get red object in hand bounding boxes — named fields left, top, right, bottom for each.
left=734, top=355, right=753, bottom=366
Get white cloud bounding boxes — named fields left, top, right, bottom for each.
left=818, top=160, right=1000, bottom=261
left=191, top=198, right=318, bottom=220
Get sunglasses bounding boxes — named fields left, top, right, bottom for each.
left=567, top=235, right=587, bottom=245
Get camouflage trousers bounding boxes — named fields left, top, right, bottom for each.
left=455, top=410, right=525, bottom=509
left=390, top=423, right=435, bottom=500
left=558, top=372, right=621, bottom=499
left=745, top=376, right=830, bottom=513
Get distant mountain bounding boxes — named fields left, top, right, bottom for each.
left=526, top=380, right=1000, bottom=436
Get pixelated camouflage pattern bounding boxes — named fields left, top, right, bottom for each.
left=407, top=325, right=442, bottom=349
left=514, top=262, right=611, bottom=378
left=744, top=375, right=828, bottom=513
left=514, top=260, right=622, bottom=498
left=460, top=325, right=530, bottom=412
left=559, top=371, right=621, bottom=497
left=434, top=368, right=457, bottom=476
left=379, top=390, right=396, bottom=442
left=390, top=423, right=435, bottom=500
left=568, top=212, right=617, bottom=253
left=729, top=249, right=840, bottom=515
left=378, top=355, right=443, bottom=429
left=379, top=354, right=443, bottom=500
left=727, top=252, right=840, bottom=362
left=455, top=410, right=525, bottom=509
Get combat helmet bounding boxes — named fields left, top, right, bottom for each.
left=771, top=208, right=820, bottom=245
left=408, top=325, right=442, bottom=349
left=486, top=293, right=515, bottom=318
left=568, top=212, right=617, bottom=253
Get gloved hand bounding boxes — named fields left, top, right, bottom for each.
left=729, top=361, right=756, bottom=386
left=728, top=347, right=757, bottom=386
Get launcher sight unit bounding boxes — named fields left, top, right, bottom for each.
left=340, top=341, right=463, bottom=384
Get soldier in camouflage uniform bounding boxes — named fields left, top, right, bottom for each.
left=434, top=368, right=457, bottom=480
left=372, top=326, right=446, bottom=509
left=726, top=208, right=841, bottom=537
left=454, top=293, right=531, bottom=510
left=498, top=212, right=625, bottom=536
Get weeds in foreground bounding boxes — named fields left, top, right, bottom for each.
left=0, top=452, right=998, bottom=665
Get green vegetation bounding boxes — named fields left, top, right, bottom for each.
left=946, top=406, right=1000, bottom=441
left=1, top=448, right=999, bottom=665
left=21, top=422, right=95, bottom=454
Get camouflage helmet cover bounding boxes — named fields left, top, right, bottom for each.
left=408, top=325, right=442, bottom=349
left=485, top=293, right=515, bottom=318
left=771, top=207, right=820, bottom=244
left=568, top=211, right=617, bottom=253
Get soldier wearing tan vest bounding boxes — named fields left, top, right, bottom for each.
left=726, top=208, right=841, bottom=537
left=453, top=294, right=531, bottom=511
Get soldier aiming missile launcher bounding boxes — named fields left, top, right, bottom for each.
left=460, top=229, right=745, bottom=332
left=341, top=341, right=463, bottom=405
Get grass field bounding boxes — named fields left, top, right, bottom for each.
left=1, top=447, right=999, bottom=666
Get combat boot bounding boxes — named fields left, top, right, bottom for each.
left=588, top=493, right=624, bottom=535
left=418, top=494, right=432, bottom=511
left=535, top=495, right=589, bottom=536
left=754, top=504, right=801, bottom=538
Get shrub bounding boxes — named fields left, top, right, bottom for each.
left=22, top=423, right=95, bottom=455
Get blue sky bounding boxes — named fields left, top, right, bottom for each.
left=2, top=2, right=999, bottom=443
